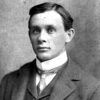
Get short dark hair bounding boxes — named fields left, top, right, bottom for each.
left=28, top=2, right=73, bottom=31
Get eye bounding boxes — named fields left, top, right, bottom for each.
left=47, top=26, right=56, bottom=34
left=48, top=28, right=53, bottom=33
left=33, top=29, right=40, bottom=34
left=30, top=27, right=41, bottom=35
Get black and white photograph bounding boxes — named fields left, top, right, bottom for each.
left=1, top=0, right=100, bottom=100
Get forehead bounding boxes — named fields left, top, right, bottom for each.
left=30, top=10, right=63, bottom=27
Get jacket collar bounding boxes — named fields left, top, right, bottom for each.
left=27, top=57, right=82, bottom=100
left=49, top=57, right=82, bottom=100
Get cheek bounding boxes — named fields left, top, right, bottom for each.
left=50, top=35, right=66, bottom=49
left=30, top=36, right=37, bottom=46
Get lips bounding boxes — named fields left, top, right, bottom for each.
left=37, top=46, right=50, bottom=52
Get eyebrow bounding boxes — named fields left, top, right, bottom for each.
left=30, top=25, right=39, bottom=29
left=46, top=25, right=56, bottom=30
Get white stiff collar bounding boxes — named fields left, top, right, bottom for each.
left=36, top=51, right=68, bottom=71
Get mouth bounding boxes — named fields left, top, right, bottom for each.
left=37, top=47, right=50, bottom=52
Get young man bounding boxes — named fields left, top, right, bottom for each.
left=0, top=2, right=100, bottom=100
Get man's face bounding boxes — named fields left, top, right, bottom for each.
left=29, top=10, right=68, bottom=62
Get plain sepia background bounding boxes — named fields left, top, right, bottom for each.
left=0, top=0, right=100, bottom=81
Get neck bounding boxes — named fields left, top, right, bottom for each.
left=36, top=50, right=68, bottom=71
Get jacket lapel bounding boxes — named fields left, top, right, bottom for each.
left=27, top=69, right=38, bottom=99
left=50, top=73, right=76, bottom=100
left=50, top=57, right=82, bottom=100
left=11, top=64, right=31, bottom=100
left=11, top=60, right=37, bottom=100
left=27, top=60, right=39, bottom=99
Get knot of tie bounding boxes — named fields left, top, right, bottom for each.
left=37, top=65, right=63, bottom=75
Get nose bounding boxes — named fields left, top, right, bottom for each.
left=38, top=30, right=48, bottom=43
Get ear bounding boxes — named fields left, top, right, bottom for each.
left=65, top=28, right=75, bottom=43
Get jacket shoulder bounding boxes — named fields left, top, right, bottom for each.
left=0, top=60, right=36, bottom=84
left=69, top=59, right=100, bottom=99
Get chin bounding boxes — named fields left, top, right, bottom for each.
left=37, top=54, right=52, bottom=62
left=37, top=57, right=50, bottom=62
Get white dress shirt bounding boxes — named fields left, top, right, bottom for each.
left=36, top=50, right=68, bottom=91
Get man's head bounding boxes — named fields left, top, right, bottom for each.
left=28, top=2, right=75, bottom=62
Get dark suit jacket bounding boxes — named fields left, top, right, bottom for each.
left=0, top=58, right=100, bottom=100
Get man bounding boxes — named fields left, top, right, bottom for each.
left=0, top=2, right=100, bottom=100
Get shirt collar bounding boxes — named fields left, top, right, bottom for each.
left=36, top=50, right=68, bottom=71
